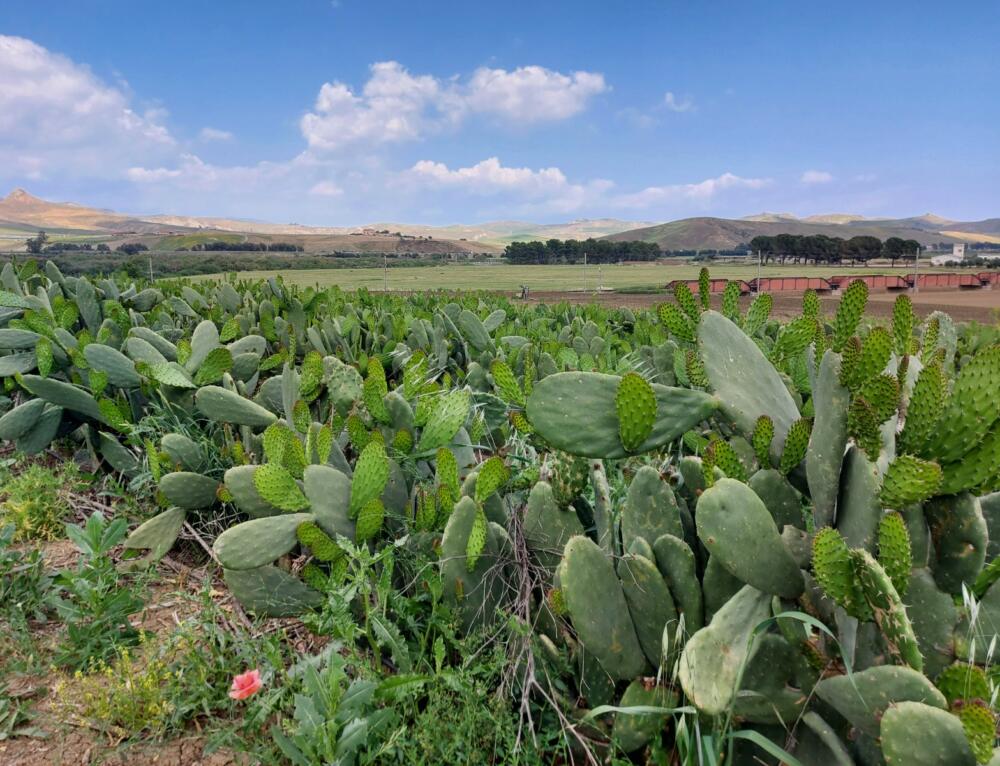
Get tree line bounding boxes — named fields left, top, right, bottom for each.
left=748, top=234, right=922, bottom=266
left=504, top=238, right=661, bottom=264
left=185, top=241, right=304, bottom=252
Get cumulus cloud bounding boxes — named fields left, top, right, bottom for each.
left=801, top=169, right=834, bottom=184
left=199, top=127, right=233, bottom=142
left=0, top=35, right=175, bottom=178
left=614, top=172, right=772, bottom=208
left=309, top=180, right=343, bottom=196
left=663, top=91, right=694, bottom=113
left=300, top=61, right=606, bottom=152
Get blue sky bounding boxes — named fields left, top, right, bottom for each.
left=1, top=1, right=997, bottom=225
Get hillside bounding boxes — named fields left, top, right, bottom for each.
left=606, top=216, right=974, bottom=250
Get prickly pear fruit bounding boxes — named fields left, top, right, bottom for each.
left=779, top=417, right=811, bottom=475
left=615, top=372, right=657, bottom=453
left=936, top=663, right=991, bottom=707
left=813, top=527, right=871, bottom=620
left=881, top=455, right=943, bottom=509
left=752, top=414, right=774, bottom=468
left=878, top=512, right=913, bottom=597
left=349, top=440, right=389, bottom=518
left=253, top=463, right=308, bottom=512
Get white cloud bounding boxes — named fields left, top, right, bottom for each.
left=300, top=61, right=606, bottom=152
left=854, top=173, right=877, bottom=183
left=199, top=127, right=233, bottom=142
left=801, top=169, right=834, bottom=184
left=0, top=35, right=175, bottom=178
left=464, top=66, right=607, bottom=121
left=663, top=91, right=695, bottom=113
left=309, top=180, right=343, bottom=196
left=404, top=157, right=613, bottom=214
left=615, top=172, right=772, bottom=209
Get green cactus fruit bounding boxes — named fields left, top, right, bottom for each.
left=921, top=316, right=941, bottom=363
left=474, top=456, right=508, bottom=505
left=490, top=359, right=524, bottom=407
left=253, top=463, right=308, bottom=511
left=560, top=535, right=647, bottom=680
left=346, top=414, right=370, bottom=452
left=708, top=439, right=748, bottom=482
left=812, top=527, right=870, bottom=620
left=435, top=447, right=461, bottom=497
left=413, top=485, right=437, bottom=532
left=853, top=549, right=923, bottom=671
left=684, top=349, right=709, bottom=388
left=350, top=441, right=389, bottom=518
left=363, top=359, right=390, bottom=424
left=802, top=288, right=820, bottom=319
left=195, top=385, right=277, bottom=428
left=893, top=294, right=915, bottom=357
left=678, top=584, right=772, bottom=716
left=880, top=455, right=943, bottom=509
left=832, top=280, right=869, bottom=352
left=672, top=281, right=700, bottom=322
left=881, top=701, right=977, bottom=766
left=35, top=337, right=53, bottom=377
left=854, top=326, right=893, bottom=388
left=742, top=292, right=772, bottom=336
left=848, top=396, right=882, bottom=461
left=547, top=450, right=589, bottom=508
left=779, top=417, right=811, bottom=475
left=898, top=361, right=946, bottom=455
left=860, top=373, right=901, bottom=424
left=291, top=399, right=311, bottom=435
left=955, top=700, right=996, bottom=764
left=526, top=371, right=718, bottom=459
left=839, top=335, right=862, bottom=386
left=937, top=663, right=992, bottom=706
left=509, top=410, right=533, bottom=434
left=213, top=513, right=314, bottom=570
left=815, top=665, right=947, bottom=737
left=695, top=478, right=804, bottom=598
left=721, top=281, right=741, bottom=321
left=923, top=347, right=1000, bottom=464
left=159, top=471, right=220, bottom=510
left=925, top=493, right=988, bottom=594
left=615, top=371, right=657, bottom=453
left=355, top=498, right=385, bottom=542
left=752, top=414, right=774, bottom=468
left=618, top=553, right=679, bottom=667
left=391, top=428, right=412, bottom=454
left=657, top=302, right=695, bottom=342
left=698, top=311, right=799, bottom=459
left=417, top=388, right=471, bottom=452
left=299, top=351, right=324, bottom=400
left=697, top=266, right=711, bottom=309
left=301, top=563, right=329, bottom=593
left=620, top=466, right=684, bottom=552
left=523, top=481, right=584, bottom=572
left=878, top=512, right=913, bottom=597
left=223, top=565, right=323, bottom=617
left=295, top=521, right=342, bottom=562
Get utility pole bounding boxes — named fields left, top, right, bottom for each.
left=912, top=246, right=920, bottom=294
left=757, top=250, right=762, bottom=292
left=149, top=253, right=154, bottom=282
left=583, top=252, right=588, bottom=293
left=383, top=252, right=387, bottom=291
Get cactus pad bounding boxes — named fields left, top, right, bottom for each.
left=615, top=372, right=657, bottom=453
left=253, top=463, right=308, bottom=511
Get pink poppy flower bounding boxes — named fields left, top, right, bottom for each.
left=229, top=669, right=263, bottom=700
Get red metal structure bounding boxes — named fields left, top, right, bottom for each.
left=829, top=274, right=910, bottom=291
left=748, top=276, right=833, bottom=293
left=666, top=278, right=751, bottom=294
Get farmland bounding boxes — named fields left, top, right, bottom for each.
left=2, top=262, right=1000, bottom=765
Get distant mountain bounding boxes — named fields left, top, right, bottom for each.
left=1, top=189, right=995, bottom=253
left=0, top=189, right=647, bottom=252
left=604, top=215, right=979, bottom=251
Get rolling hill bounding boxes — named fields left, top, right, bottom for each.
left=605, top=213, right=994, bottom=251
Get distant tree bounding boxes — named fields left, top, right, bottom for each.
left=883, top=236, right=907, bottom=266
left=25, top=230, right=48, bottom=254
left=96, top=243, right=111, bottom=252
left=116, top=242, right=149, bottom=255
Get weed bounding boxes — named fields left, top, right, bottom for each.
left=0, top=461, right=85, bottom=541
left=47, top=511, right=146, bottom=670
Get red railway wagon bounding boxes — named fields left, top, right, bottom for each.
left=750, top=276, right=833, bottom=293
left=830, top=274, right=910, bottom=291
left=911, top=272, right=983, bottom=289
left=978, top=271, right=1000, bottom=286
left=666, top=278, right=752, bottom=294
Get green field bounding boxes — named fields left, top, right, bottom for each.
left=194, top=262, right=928, bottom=292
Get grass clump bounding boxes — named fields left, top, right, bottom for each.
left=0, top=460, right=86, bottom=541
